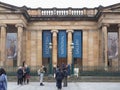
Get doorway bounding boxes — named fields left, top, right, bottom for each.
left=57, top=58, right=67, bottom=66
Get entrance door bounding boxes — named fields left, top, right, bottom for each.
left=57, top=58, right=67, bottom=66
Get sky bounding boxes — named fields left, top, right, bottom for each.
left=1, top=0, right=120, bottom=8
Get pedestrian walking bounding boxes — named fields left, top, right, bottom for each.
left=55, top=67, right=64, bottom=90
left=38, top=65, right=45, bottom=86
left=0, top=68, right=7, bottom=90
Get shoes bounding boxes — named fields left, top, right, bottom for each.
left=40, top=83, right=44, bottom=86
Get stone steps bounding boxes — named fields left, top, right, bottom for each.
left=8, top=76, right=120, bottom=82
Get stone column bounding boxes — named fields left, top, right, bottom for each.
left=67, top=30, right=73, bottom=65
left=102, top=24, right=109, bottom=70
left=0, top=24, right=7, bottom=66
left=82, top=30, right=88, bottom=69
left=118, top=24, right=120, bottom=69
left=16, top=24, right=23, bottom=66
left=37, top=30, right=42, bottom=66
left=51, top=30, right=58, bottom=67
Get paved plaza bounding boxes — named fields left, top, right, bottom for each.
left=8, top=82, right=120, bottom=90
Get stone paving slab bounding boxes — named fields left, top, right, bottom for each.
left=8, top=82, right=120, bottom=90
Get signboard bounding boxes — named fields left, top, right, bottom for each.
left=43, top=31, right=51, bottom=58
left=73, top=31, right=82, bottom=58
left=58, top=30, right=67, bottom=57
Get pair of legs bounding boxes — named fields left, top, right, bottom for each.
left=57, top=80, right=62, bottom=90
left=40, top=73, right=44, bottom=86
left=63, top=77, right=67, bottom=87
left=17, top=78, right=23, bottom=85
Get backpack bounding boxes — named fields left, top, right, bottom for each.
left=56, top=71, right=63, bottom=80
left=63, top=70, right=68, bottom=77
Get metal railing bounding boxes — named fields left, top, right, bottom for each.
left=2, top=66, right=120, bottom=76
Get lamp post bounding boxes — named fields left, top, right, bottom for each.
left=70, top=43, right=74, bottom=75
left=49, top=42, right=52, bottom=75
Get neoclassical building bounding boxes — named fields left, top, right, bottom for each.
left=0, top=2, right=120, bottom=71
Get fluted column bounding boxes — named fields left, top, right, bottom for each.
left=102, top=24, right=109, bottom=70
left=37, top=30, right=42, bottom=66
left=0, top=24, right=7, bottom=66
left=118, top=24, right=120, bottom=69
left=16, top=24, right=23, bottom=66
left=67, top=30, right=73, bottom=65
left=51, top=30, right=58, bottom=67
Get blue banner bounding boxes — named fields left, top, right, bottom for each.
left=73, top=31, right=82, bottom=58
left=43, top=30, right=51, bottom=58
left=58, top=30, right=67, bottom=57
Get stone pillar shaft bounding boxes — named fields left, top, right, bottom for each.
left=16, top=24, right=23, bottom=66
left=26, top=31, right=31, bottom=66
left=0, top=24, right=6, bottom=66
left=102, top=24, right=109, bottom=69
left=82, top=30, right=88, bottom=68
left=67, top=30, right=73, bottom=65
left=52, top=30, right=58, bottom=67
left=37, top=30, right=42, bottom=66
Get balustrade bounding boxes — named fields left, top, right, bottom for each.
left=28, top=8, right=98, bottom=17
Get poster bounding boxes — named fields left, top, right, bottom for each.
left=108, top=32, right=118, bottom=59
left=6, top=33, right=17, bottom=59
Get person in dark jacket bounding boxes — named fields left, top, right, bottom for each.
left=55, top=67, right=64, bottom=90
left=17, top=66, right=23, bottom=85
left=0, top=68, right=7, bottom=90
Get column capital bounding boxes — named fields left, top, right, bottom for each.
left=102, top=23, right=109, bottom=27
left=0, top=24, right=7, bottom=27
left=66, top=30, right=74, bottom=33
left=51, top=30, right=58, bottom=33
left=15, top=23, right=24, bottom=28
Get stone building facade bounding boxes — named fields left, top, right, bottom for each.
left=0, top=2, right=120, bottom=71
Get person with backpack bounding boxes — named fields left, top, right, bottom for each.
left=55, top=67, right=64, bottom=90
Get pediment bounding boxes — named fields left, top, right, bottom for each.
left=0, top=1, right=21, bottom=12
left=102, top=3, right=120, bottom=12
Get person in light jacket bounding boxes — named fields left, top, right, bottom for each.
left=0, top=68, right=7, bottom=90
left=38, top=65, right=45, bottom=86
